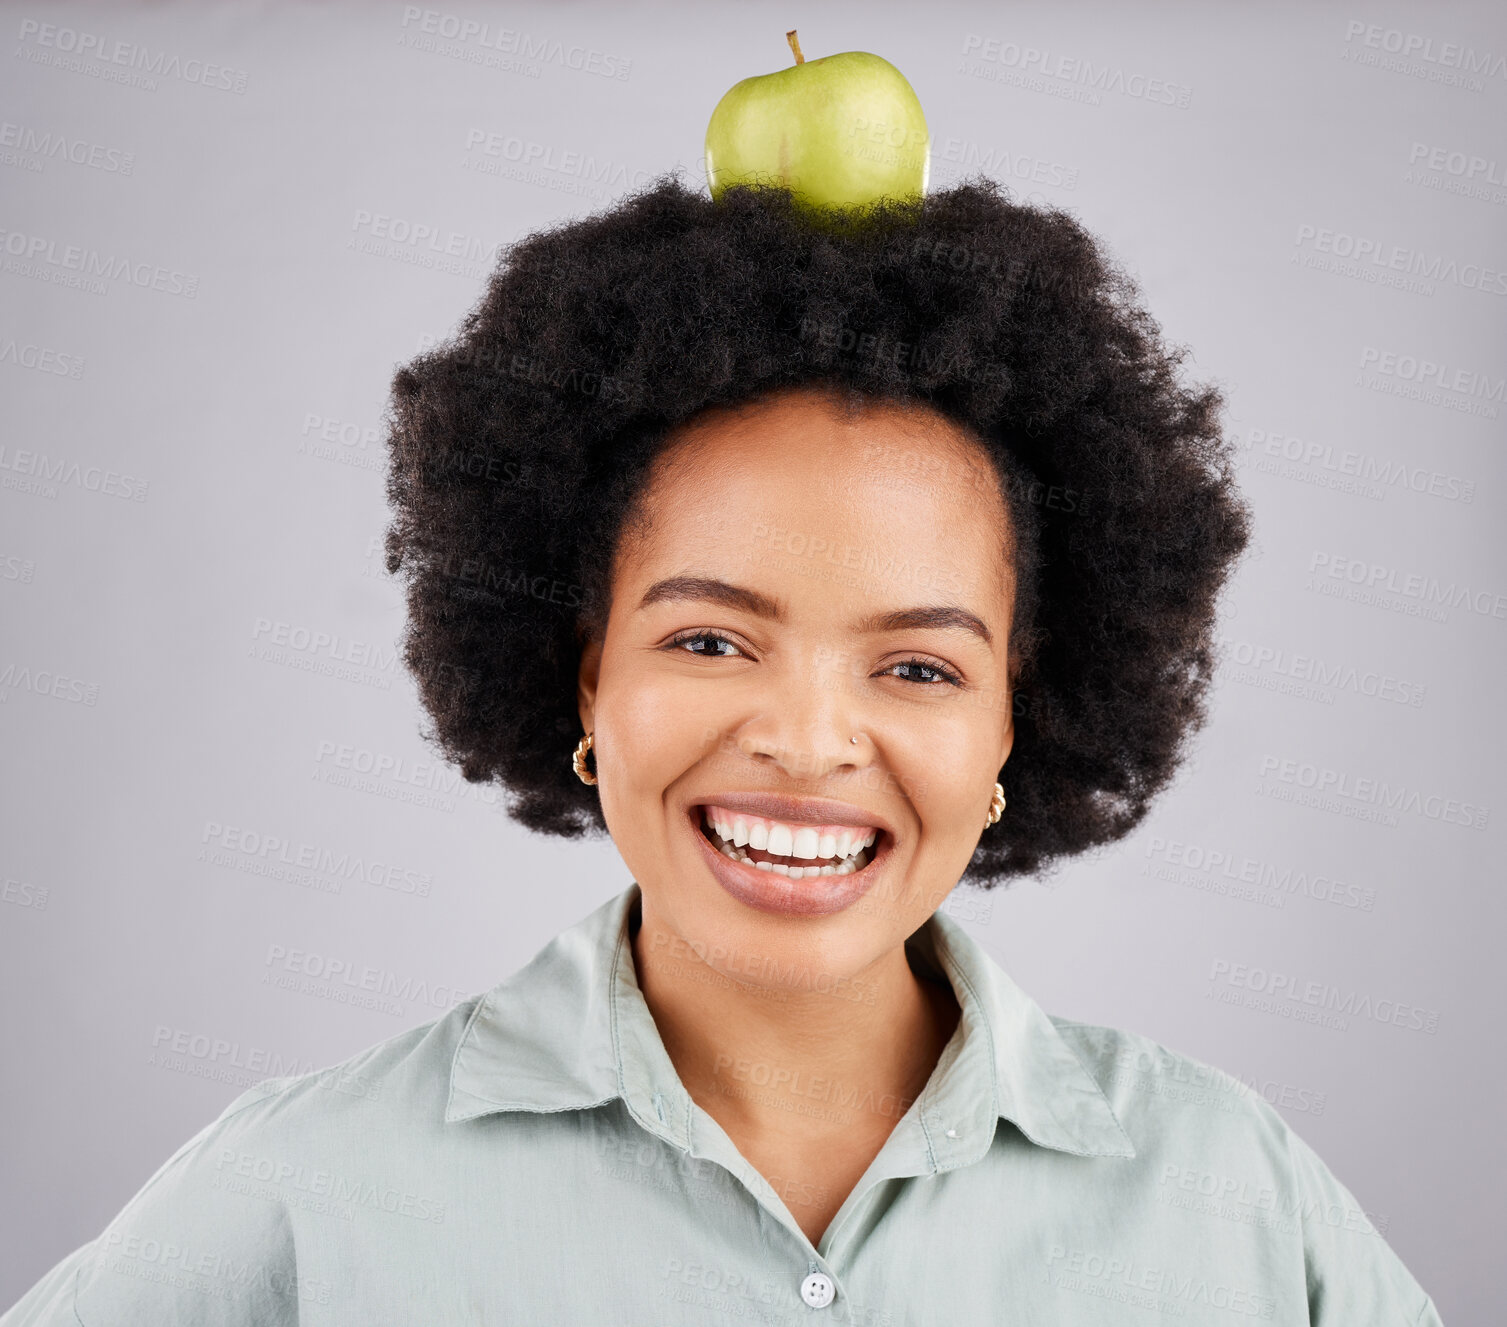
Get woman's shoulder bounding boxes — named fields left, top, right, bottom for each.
left=213, top=991, right=490, bottom=1133
left=1043, top=1015, right=1438, bottom=1323
left=1045, top=1013, right=1304, bottom=1161
left=43, top=997, right=490, bottom=1326
left=130, top=989, right=495, bottom=1212
left=1048, top=1015, right=1272, bottom=1115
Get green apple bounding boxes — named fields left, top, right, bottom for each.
left=705, top=30, right=929, bottom=211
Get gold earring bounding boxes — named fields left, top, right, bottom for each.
left=985, top=782, right=1006, bottom=828
left=572, top=731, right=598, bottom=786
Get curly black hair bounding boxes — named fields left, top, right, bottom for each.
left=382, top=171, right=1252, bottom=885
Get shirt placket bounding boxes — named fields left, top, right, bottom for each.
left=611, top=927, right=1003, bottom=1318
left=611, top=954, right=854, bottom=1311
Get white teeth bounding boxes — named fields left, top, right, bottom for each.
left=709, top=825, right=871, bottom=876
left=701, top=807, right=880, bottom=875
left=791, top=826, right=820, bottom=860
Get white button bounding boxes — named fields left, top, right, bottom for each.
left=800, top=1271, right=835, bottom=1308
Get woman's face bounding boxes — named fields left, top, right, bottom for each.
left=577, top=385, right=1017, bottom=986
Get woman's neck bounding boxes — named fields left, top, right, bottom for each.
left=629, top=894, right=962, bottom=1151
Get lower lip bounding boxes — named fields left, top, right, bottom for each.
left=687, top=807, right=893, bottom=918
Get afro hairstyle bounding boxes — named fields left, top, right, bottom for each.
left=382, top=172, right=1252, bottom=885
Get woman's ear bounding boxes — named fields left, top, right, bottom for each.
left=577, top=632, right=603, bottom=733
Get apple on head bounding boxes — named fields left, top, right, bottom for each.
left=705, top=29, right=929, bottom=212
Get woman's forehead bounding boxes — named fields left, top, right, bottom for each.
left=618, top=409, right=1015, bottom=617
left=649, top=388, right=1005, bottom=507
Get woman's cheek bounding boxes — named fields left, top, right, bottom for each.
left=898, top=716, right=997, bottom=845
left=597, top=663, right=723, bottom=807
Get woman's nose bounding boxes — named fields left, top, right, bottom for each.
left=731, top=663, right=875, bottom=780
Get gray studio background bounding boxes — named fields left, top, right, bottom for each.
left=1, top=1, right=1501, bottom=1319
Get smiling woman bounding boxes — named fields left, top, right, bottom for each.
left=1, top=176, right=1444, bottom=1325
left=583, top=390, right=1019, bottom=921
left=571, top=386, right=1027, bottom=1244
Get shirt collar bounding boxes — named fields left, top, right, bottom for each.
left=446, top=882, right=1135, bottom=1162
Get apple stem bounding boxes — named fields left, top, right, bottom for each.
left=786, top=29, right=804, bottom=64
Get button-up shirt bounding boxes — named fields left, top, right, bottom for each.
left=2, top=881, right=1443, bottom=1325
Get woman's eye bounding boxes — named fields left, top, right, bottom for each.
left=664, top=633, right=962, bottom=687
left=885, top=658, right=963, bottom=687
left=667, top=630, right=744, bottom=659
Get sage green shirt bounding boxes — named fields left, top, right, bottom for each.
left=3, top=882, right=1442, bottom=1325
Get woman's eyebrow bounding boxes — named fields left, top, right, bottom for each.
left=639, top=574, right=777, bottom=618
left=637, top=575, right=993, bottom=647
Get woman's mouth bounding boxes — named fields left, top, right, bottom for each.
left=686, top=802, right=893, bottom=917
left=696, top=805, right=880, bottom=876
